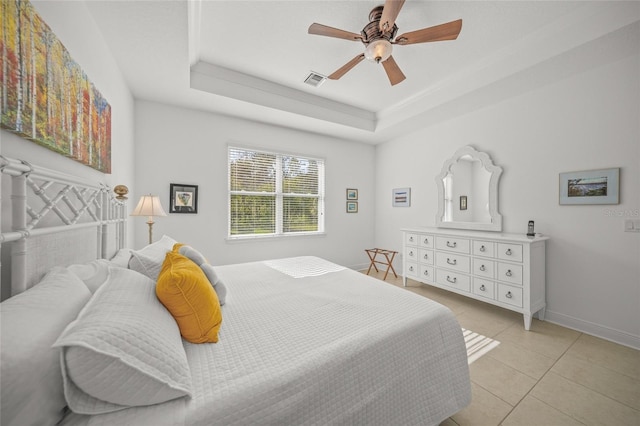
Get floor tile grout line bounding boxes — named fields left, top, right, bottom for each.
left=494, top=335, right=584, bottom=425
left=365, top=270, right=640, bottom=425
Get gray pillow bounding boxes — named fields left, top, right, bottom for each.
left=177, top=245, right=227, bottom=305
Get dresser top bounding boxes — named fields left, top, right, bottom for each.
left=401, top=227, right=550, bottom=243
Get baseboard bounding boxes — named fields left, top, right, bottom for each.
left=545, top=310, right=640, bottom=350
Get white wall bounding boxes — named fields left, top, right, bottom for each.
left=133, top=101, right=375, bottom=270
left=374, top=50, right=639, bottom=348
left=1, top=1, right=135, bottom=296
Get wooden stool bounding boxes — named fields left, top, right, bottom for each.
left=365, top=248, right=398, bottom=280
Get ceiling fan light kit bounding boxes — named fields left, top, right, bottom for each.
left=308, top=0, right=462, bottom=86
left=364, top=39, right=392, bottom=63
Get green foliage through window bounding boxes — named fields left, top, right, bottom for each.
left=228, top=147, right=324, bottom=237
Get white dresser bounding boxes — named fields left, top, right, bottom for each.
left=402, top=227, right=549, bottom=330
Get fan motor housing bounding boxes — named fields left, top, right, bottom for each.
left=361, top=6, right=397, bottom=46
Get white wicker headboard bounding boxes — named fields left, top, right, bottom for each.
left=0, top=156, right=127, bottom=298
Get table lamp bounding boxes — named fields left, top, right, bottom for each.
left=131, top=194, right=167, bottom=244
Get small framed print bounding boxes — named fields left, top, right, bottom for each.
left=170, top=183, right=198, bottom=214
left=460, top=195, right=467, bottom=210
left=559, top=168, right=619, bottom=205
left=346, top=188, right=358, bottom=200
left=346, top=201, right=358, bottom=213
left=392, top=187, right=411, bottom=207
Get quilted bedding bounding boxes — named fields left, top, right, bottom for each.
left=64, top=256, right=471, bottom=426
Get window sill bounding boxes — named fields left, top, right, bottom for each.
left=225, top=232, right=327, bottom=243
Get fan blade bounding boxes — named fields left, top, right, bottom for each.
left=308, top=23, right=362, bottom=41
left=381, top=55, right=406, bottom=86
left=394, top=19, right=463, bottom=45
left=328, top=54, right=365, bottom=80
left=379, top=0, right=406, bottom=34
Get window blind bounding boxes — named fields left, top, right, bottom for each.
left=228, top=147, right=324, bottom=238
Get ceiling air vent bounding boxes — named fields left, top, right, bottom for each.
left=304, top=72, right=327, bottom=88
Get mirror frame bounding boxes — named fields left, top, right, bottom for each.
left=435, top=145, right=503, bottom=232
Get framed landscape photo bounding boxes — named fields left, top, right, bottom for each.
left=559, top=168, right=619, bottom=205
left=346, top=188, right=358, bottom=200
left=170, top=183, right=198, bottom=213
left=346, top=201, right=358, bottom=213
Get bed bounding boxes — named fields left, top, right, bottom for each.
left=0, top=156, right=471, bottom=426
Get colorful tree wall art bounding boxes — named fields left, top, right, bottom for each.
left=1, top=0, right=111, bottom=173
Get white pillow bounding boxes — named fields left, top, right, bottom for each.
left=135, top=235, right=176, bottom=261
left=128, top=235, right=176, bottom=280
left=129, top=250, right=164, bottom=281
left=109, top=248, right=132, bottom=268
left=0, top=267, right=92, bottom=426
left=53, top=266, right=192, bottom=415
left=67, top=259, right=112, bottom=293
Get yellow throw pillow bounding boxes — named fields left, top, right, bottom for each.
left=156, top=251, right=222, bottom=343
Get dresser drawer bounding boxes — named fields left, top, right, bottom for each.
left=405, top=262, right=418, bottom=278
left=435, top=252, right=471, bottom=273
left=497, top=263, right=523, bottom=285
left=497, top=284, right=523, bottom=308
left=473, top=241, right=495, bottom=258
left=420, top=265, right=435, bottom=281
left=405, top=247, right=418, bottom=262
left=473, top=259, right=495, bottom=278
left=418, top=234, right=435, bottom=248
left=418, top=249, right=434, bottom=265
left=473, top=278, right=496, bottom=300
left=436, top=269, right=471, bottom=292
left=435, top=236, right=470, bottom=254
left=497, top=243, right=523, bottom=262
left=405, top=233, right=418, bottom=246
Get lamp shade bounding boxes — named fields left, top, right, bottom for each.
left=131, top=195, right=167, bottom=217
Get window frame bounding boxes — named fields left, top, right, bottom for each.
left=227, top=145, right=325, bottom=240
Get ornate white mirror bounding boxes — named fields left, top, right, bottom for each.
left=435, top=145, right=503, bottom=231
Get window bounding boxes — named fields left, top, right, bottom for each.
left=228, top=146, right=325, bottom=238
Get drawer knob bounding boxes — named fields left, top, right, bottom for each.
left=446, top=276, right=457, bottom=284
left=506, top=291, right=513, bottom=299
left=479, top=265, right=486, bottom=271
left=447, top=258, right=457, bottom=265
left=423, top=254, right=428, bottom=260
left=447, top=241, right=457, bottom=248
left=409, top=236, right=414, bottom=242
left=423, top=270, right=429, bottom=276
left=409, top=266, right=414, bottom=272
left=480, top=245, right=486, bottom=252
left=409, top=250, right=414, bottom=256
left=506, top=269, right=513, bottom=277
left=480, top=284, right=486, bottom=291
left=506, top=248, right=512, bottom=255
left=423, top=238, right=429, bottom=244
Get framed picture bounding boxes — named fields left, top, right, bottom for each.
left=559, top=168, right=619, bottom=205
left=392, top=188, right=411, bottom=207
left=170, top=183, right=198, bottom=213
left=346, top=188, right=358, bottom=200
left=460, top=195, right=468, bottom=210
left=346, top=201, right=358, bottom=213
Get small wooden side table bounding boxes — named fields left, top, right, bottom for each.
left=365, top=248, right=398, bottom=280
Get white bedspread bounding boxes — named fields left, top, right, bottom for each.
left=66, top=256, right=470, bottom=426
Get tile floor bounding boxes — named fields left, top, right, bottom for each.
left=363, top=269, right=640, bottom=426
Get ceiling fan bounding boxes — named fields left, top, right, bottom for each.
left=308, top=0, right=462, bottom=86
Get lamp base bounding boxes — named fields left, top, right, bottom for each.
left=146, top=219, right=155, bottom=245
